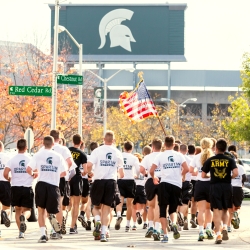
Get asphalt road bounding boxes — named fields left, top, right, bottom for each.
left=1, top=201, right=250, bottom=250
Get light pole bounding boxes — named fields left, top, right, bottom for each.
left=161, top=98, right=197, bottom=138
left=85, top=68, right=135, bottom=135
left=57, top=25, right=83, bottom=136
left=51, top=0, right=60, bottom=130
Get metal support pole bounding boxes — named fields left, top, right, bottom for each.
left=78, top=44, right=83, bottom=136
left=167, top=62, right=171, bottom=103
left=103, top=79, right=107, bottom=135
left=133, top=62, right=137, bottom=88
left=51, top=0, right=60, bottom=130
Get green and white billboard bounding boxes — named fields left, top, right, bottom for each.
left=49, top=4, right=186, bottom=62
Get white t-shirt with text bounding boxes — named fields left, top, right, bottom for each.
left=184, top=154, right=192, bottom=182
left=27, top=149, right=67, bottom=187
left=0, top=152, right=10, bottom=182
left=153, top=150, right=186, bottom=188
left=120, top=152, right=140, bottom=180
left=88, top=145, right=123, bottom=180
left=6, top=153, right=33, bottom=187
left=140, top=152, right=161, bottom=179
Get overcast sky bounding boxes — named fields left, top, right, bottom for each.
left=1, top=0, right=250, bottom=70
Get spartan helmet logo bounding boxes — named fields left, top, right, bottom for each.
left=106, top=153, right=112, bottom=160
left=46, top=157, right=53, bottom=165
left=98, top=9, right=136, bottom=52
left=19, top=160, right=25, bottom=168
left=168, top=156, right=174, bottom=163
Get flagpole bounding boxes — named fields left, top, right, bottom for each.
left=137, top=72, right=167, bottom=137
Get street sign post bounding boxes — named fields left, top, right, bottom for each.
left=8, top=86, right=52, bottom=96
left=24, top=128, right=34, bottom=153
left=57, top=74, right=83, bottom=85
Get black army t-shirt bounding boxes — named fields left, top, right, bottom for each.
left=202, top=154, right=237, bottom=184
left=69, top=147, right=87, bottom=176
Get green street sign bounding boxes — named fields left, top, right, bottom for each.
left=8, top=86, right=52, bottom=97
left=57, top=74, right=83, bottom=85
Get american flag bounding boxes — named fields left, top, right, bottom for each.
left=119, top=81, right=158, bottom=123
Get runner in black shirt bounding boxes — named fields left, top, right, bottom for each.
left=68, top=134, right=88, bottom=234
left=202, top=138, right=238, bottom=244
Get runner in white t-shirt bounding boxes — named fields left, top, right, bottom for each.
left=26, top=136, right=68, bottom=243
left=189, top=137, right=214, bottom=242
left=227, top=151, right=246, bottom=232
left=115, top=141, right=140, bottom=232
left=49, top=130, right=72, bottom=238
left=4, top=139, right=34, bottom=239
left=177, top=144, right=193, bottom=231
left=87, top=130, right=124, bottom=242
left=150, top=136, right=189, bottom=243
left=0, top=141, right=11, bottom=229
left=140, top=138, right=162, bottom=241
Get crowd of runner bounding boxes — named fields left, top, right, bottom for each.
left=0, top=129, right=246, bottom=244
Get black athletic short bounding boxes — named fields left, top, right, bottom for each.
left=145, top=178, right=159, bottom=201
left=133, top=185, right=147, bottom=205
left=82, top=178, right=90, bottom=197
left=157, top=182, right=182, bottom=215
left=111, top=183, right=121, bottom=208
left=59, top=177, right=66, bottom=197
left=194, top=181, right=210, bottom=203
left=117, top=179, right=136, bottom=198
left=90, top=179, right=116, bottom=207
left=62, top=181, right=70, bottom=207
left=191, top=180, right=197, bottom=197
left=181, top=181, right=193, bottom=205
left=210, top=183, right=233, bottom=210
left=70, top=175, right=83, bottom=196
left=35, top=181, right=60, bottom=214
left=232, top=186, right=244, bottom=208
left=0, top=181, right=11, bottom=207
left=11, top=186, right=34, bottom=208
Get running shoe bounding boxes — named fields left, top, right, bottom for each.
left=69, top=228, right=78, bottom=234
left=177, top=212, right=184, bottom=227
left=161, top=235, right=168, bottom=243
left=145, top=227, right=153, bottom=238
left=1, top=210, right=10, bottom=228
left=215, top=234, right=222, bottom=244
left=125, top=226, right=131, bottom=232
left=143, top=223, right=147, bottom=229
left=136, top=212, right=142, bottom=225
left=38, top=235, right=47, bottom=243
left=50, top=232, right=62, bottom=240
left=190, top=218, right=198, bottom=228
left=93, top=221, right=101, bottom=237
left=231, top=213, right=240, bottom=229
left=132, top=225, right=137, bottom=231
left=172, top=224, right=180, bottom=239
left=48, top=214, right=61, bottom=233
left=205, top=228, right=214, bottom=239
left=78, top=214, right=88, bottom=228
left=17, top=232, right=25, bottom=239
left=94, top=235, right=101, bottom=240
left=86, top=220, right=91, bottom=231
left=115, top=217, right=123, bottom=230
left=227, top=226, right=232, bottom=232
left=222, top=229, right=229, bottom=240
left=178, top=224, right=182, bottom=231
left=19, top=215, right=27, bottom=233
left=152, top=230, right=161, bottom=241
left=61, top=216, right=67, bottom=235
left=198, top=232, right=204, bottom=241
left=183, top=220, right=189, bottom=230
left=100, top=234, right=108, bottom=242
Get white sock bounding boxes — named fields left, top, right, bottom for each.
left=133, top=221, right=136, bottom=226
left=155, top=222, right=160, bottom=231
left=117, top=211, right=121, bottom=218
left=101, top=225, right=107, bottom=235
left=148, top=221, right=154, bottom=228
left=199, top=226, right=204, bottom=233
left=216, top=231, right=221, bottom=236
left=95, top=215, right=101, bottom=222
left=126, top=220, right=130, bottom=227
left=164, top=233, right=168, bottom=237
left=206, top=223, right=211, bottom=229
left=143, top=220, right=148, bottom=224
left=40, top=227, right=46, bottom=236
left=223, top=224, right=227, bottom=229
